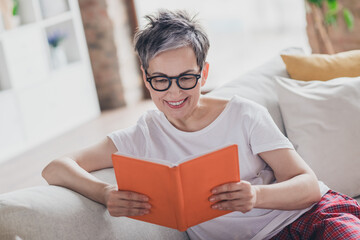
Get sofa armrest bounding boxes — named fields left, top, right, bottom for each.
left=0, top=168, right=189, bottom=240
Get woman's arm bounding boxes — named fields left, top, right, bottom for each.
left=209, top=148, right=322, bottom=213
left=254, top=148, right=321, bottom=209
left=42, top=137, right=151, bottom=216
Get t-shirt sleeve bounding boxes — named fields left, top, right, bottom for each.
left=249, top=107, right=294, bottom=155
left=107, top=124, right=147, bottom=156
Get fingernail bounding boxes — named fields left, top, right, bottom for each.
left=145, top=204, right=151, bottom=209
left=212, top=205, right=218, bottom=209
left=212, top=189, right=217, bottom=194
left=144, top=210, right=150, bottom=214
left=209, top=197, right=215, bottom=202
left=143, top=197, right=149, bottom=201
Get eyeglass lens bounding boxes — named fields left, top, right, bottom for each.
left=151, top=75, right=198, bottom=90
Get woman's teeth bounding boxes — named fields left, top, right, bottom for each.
left=168, top=99, right=185, bottom=106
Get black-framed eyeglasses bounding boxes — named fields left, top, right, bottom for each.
left=145, top=70, right=201, bottom=92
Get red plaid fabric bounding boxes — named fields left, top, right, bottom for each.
left=271, top=190, right=360, bottom=240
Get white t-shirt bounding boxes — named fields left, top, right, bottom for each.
left=108, top=96, right=329, bottom=240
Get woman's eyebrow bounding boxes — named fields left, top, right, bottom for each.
left=150, top=69, right=198, bottom=76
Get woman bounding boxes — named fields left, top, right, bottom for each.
left=42, top=9, right=360, bottom=240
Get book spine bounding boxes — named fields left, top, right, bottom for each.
left=170, top=166, right=187, bottom=231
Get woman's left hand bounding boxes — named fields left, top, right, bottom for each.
left=209, top=180, right=258, bottom=214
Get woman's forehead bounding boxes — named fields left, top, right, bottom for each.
left=147, top=46, right=199, bottom=75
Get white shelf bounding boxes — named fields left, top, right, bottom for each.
left=39, top=0, right=70, bottom=19
left=45, top=19, right=81, bottom=67
left=1, top=24, right=49, bottom=89
left=0, top=0, right=100, bottom=163
left=41, top=11, right=72, bottom=28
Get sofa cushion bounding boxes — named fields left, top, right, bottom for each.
left=208, top=47, right=304, bottom=135
left=275, top=76, right=360, bottom=198
left=281, top=50, right=360, bottom=81
left=0, top=168, right=189, bottom=240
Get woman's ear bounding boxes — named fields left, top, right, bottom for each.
left=140, top=65, right=146, bottom=82
left=200, top=62, right=210, bottom=87
left=141, top=66, right=151, bottom=91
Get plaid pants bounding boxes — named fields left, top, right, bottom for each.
left=271, top=190, right=360, bottom=240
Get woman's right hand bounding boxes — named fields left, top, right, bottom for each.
left=104, top=185, right=152, bottom=217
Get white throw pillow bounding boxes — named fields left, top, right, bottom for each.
left=275, top=76, right=360, bottom=197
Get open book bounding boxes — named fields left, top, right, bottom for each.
left=112, top=144, right=240, bottom=232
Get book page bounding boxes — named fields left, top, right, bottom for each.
left=179, top=144, right=240, bottom=228
left=112, top=154, right=179, bottom=229
left=113, top=152, right=175, bottom=168
left=173, top=144, right=237, bottom=166
left=113, top=144, right=237, bottom=168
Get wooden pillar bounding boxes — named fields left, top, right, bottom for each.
left=78, top=0, right=126, bottom=110
left=123, top=0, right=151, bottom=99
left=305, top=0, right=360, bottom=54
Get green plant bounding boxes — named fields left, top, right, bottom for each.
left=307, top=0, right=354, bottom=31
left=12, top=0, right=19, bottom=16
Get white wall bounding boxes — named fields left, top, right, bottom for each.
left=134, top=0, right=310, bottom=91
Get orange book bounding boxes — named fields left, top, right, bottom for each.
left=112, top=144, right=240, bottom=232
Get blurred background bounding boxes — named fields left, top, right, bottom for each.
left=0, top=0, right=358, bottom=192
left=135, top=0, right=310, bottom=91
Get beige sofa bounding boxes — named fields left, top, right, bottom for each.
left=1, top=47, right=359, bottom=240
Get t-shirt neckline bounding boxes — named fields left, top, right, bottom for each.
left=158, top=96, right=237, bottom=135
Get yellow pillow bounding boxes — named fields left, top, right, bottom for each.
left=281, top=50, right=360, bottom=81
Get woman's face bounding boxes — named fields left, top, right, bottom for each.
left=142, top=46, right=208, bottom=123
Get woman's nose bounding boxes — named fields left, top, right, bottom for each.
left=167, top=79, right=182, bottom=94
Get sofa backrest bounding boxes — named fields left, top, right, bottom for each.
left=207, top=47, right=304, bottom=135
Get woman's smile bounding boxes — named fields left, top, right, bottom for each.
left=165, top=97, right=188, bottom=109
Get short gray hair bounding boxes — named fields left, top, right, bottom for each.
left=134, top=9, right=210, bottom=71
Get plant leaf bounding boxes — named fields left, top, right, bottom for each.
left=325, top=0, right=338, bottom=26
left=326, top=0, right=338, bottom=11
left=343, top=8, right=354, bottom=31
left=308, top=0, right=324, bottom=7
left=12, top=0, right=19, bottom=16
left=325, top=12, right=337, bottom=26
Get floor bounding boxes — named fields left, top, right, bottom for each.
left=0, top=100, right=155, bottom=194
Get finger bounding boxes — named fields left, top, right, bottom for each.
left=211, top=200, right=251, bottom=212
left=106, top=198, right=151, bottom=212
left=126, top=208, right=150, bottom=216
left=209, top=186, right=254, bottom=202
left=212, top=181, right=251, bottom=194
left=212, top=199, right=247, bottom=208
left=209, top=190, right=242, bottom=202
left=107, top=199, right=151, bottom=216
left=117, top=199, right=152, bottom=209
left=211, top=182, right=240, bottom=194
left=107, top=200, right=151, bottom=217
left=109, top=207, right=150, bottom=217
left=116, top=190, right=149, bottom=202
left=211, top=199, right=238, bottom=210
